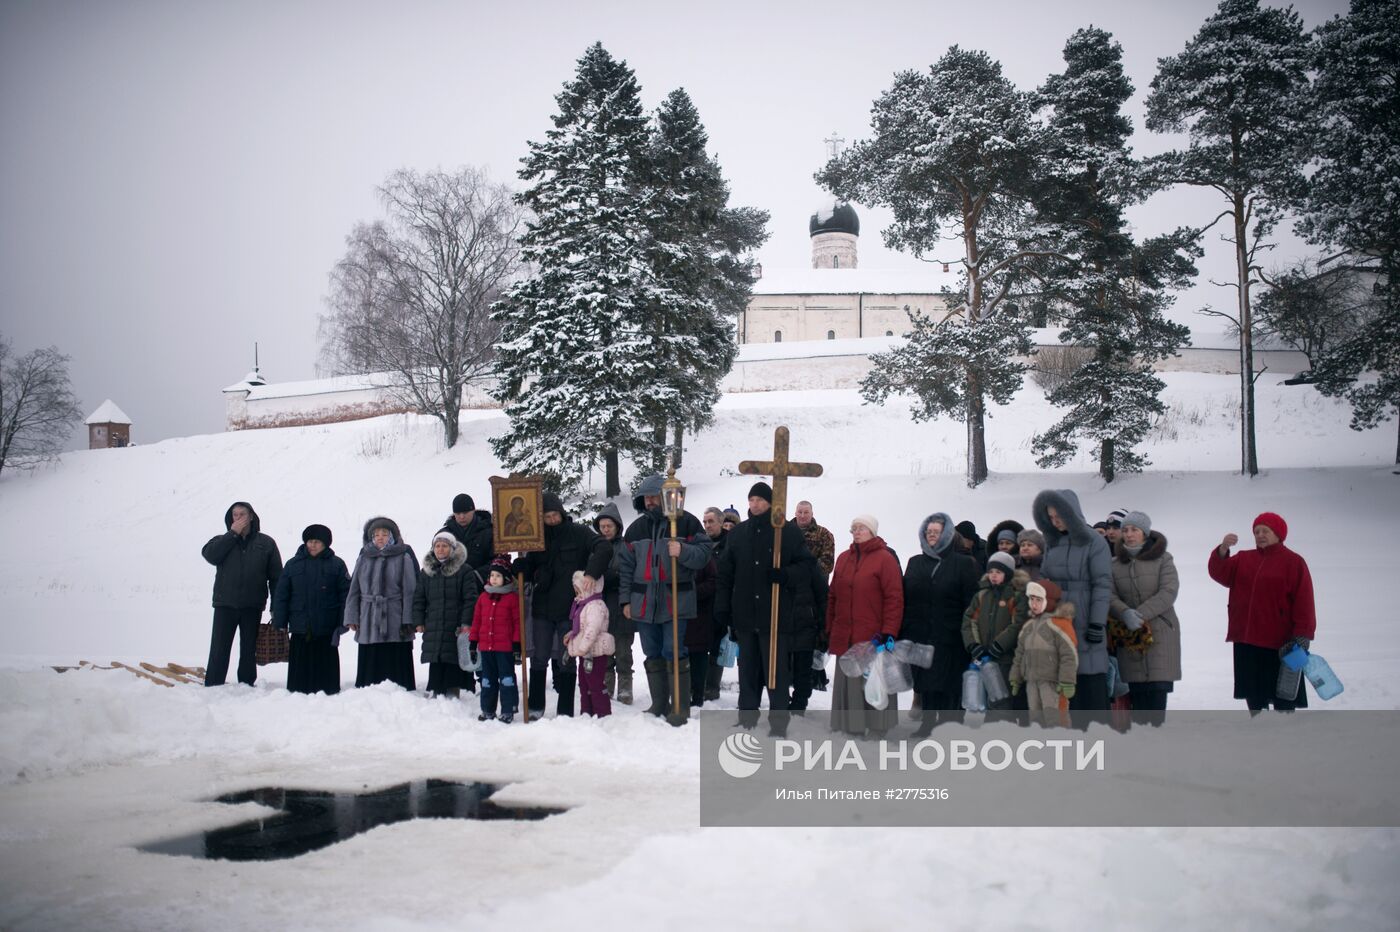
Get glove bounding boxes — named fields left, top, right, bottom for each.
left=967, top=642, right=986, bottom=660
left=871, top=635, right=894, bottom=651
left=1085, top=624, right=1105, bottom=645
left=510, top=557, right=530, bottom=576
left=1010, top=678, right=1022, bottom=696
left=469, top=641, right=479, bottom=651
left=988, top=642, right=1006, bottom=661
left=766, top=566, right=790, bottom=585
left=1057, top=682, right=1077, bottom=699
left=1280, top=635, right=1311, bottom=656
left=1121, top=609, right=1144, bottom=632
left=512, top=644, right=522, bottom=665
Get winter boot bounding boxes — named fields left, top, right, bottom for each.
left=690, top=652, right=709, bottom=706
left=555, top=664, right=576, bottom=717
left=644, top=658, right=669, bottom=717
left=617, top=671, right=634, bottom=705
left=604, top=668, right=616, bottom=699
left=704, top=660, right=723, bottom=702
left=527, top=666, right=547, bottom=718
left=665, top=659, right=692, bottom=727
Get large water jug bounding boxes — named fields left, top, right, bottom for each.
left=978, top=659, right=1010, bottom=705
left=1276, top=658, right=1303, bottom=702
left=961, top=665, right=986, bottom=712
left=1304, top=653, right=1344, bottom=701
left=717, top=634, right=739, bottom=668
left=456, top=632, right=481, bottom=672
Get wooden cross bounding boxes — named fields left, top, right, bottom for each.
left=738, top=426, right=824, bottom=689
left=739, top=426, right=824, bottom=529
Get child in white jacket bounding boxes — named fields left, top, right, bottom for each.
left=565, top=571, right=615, bottom=718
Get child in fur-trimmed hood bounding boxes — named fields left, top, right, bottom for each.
left=1011, top=583, right=1079, bottom=728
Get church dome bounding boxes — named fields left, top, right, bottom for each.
left=809, top=200, right=859, bottom=237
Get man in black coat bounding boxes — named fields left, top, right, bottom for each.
left=714, top=482, right=815, bottom=735
left=514, top=492, right=611, bottom=717
left=439, top=493, right=494, bottom=586
left=201, top=501, right=283, bottom=686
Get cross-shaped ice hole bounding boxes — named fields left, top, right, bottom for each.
left=138, top=780, right=567, bottom=861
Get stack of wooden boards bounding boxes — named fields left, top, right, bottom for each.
left=52, top=661, right=206, bottom=687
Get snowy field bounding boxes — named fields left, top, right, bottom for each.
left=1, top=372, right=1398, bottom=930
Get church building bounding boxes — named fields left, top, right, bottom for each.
left=739, top=194, right=956, bottom=344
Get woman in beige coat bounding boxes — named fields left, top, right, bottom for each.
left=1108, top=511, right=1180, bottom=712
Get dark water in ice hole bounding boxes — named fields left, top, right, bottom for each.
left=138, top=779, right=567, bottom=861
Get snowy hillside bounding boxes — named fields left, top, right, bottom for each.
left=1, top=372, right=1398, bottom=931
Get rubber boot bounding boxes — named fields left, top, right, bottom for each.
left=644, top=658, right=669, bottom=717
left=690, top=652, right=709, bottom=707
left=617, top=672, right=633, bottom=705
left=555, top=665, right=576, bottom=717
left=665, top=659, right=691, bottom=727
left=527, top=666, right=547, bottom=718
left=704, top=661, right=723, bottom=702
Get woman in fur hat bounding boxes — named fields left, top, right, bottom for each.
left=413, top=531, right=480, bottom=699
left=1109, top=511, right=1181, bottom=714
left=345, top=516, right=419, bottom=690
left=826, top=514, right=904, bottom=736
left=272, top=524, right=349, bottom=695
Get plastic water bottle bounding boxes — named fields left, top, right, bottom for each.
left=961, top=664, right=986, bottom=712
left=1304, top=653, right=1344, bottom=701
left=977, top=658, right=1009, bottom=705
left=1276, top=657, right=1303, bottom=702
left=717, top=634, right=738, bottom=667
left=717, top=634, right=739, bottom=668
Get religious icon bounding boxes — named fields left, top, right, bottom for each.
left=503, top=496, right=534, bottom=538
left=489, top=475, right=546, bottom=553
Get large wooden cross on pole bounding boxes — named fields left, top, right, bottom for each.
left=738, top=426, right=824, bottom=690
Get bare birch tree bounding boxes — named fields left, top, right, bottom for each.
left=0, top=335, right=83, bottom=476
left=320, top=167, right=524, bottom=448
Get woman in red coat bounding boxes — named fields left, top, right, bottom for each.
left=826, top=514, right=904, bottom=736
left=1208, top=512, right=1316, bottom=711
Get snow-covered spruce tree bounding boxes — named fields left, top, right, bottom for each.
left=491, top=43, right=656, bottom=497
left=1295, top=0, right=1400, bottom=464
left=1145, top=0, right=1311, bottom=477
left=634, top=88, right=768, bottom=471
left=819, top=47, right=1053, bottom=488
left=1029, top=28, right=1196, bottom=482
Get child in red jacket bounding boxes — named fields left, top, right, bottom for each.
left=470, top=560, right=521, bottom=723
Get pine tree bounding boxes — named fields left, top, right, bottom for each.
left=634, top=89, right=768, bottom=471
left=1030, top=28, right=1197, bottom=482
left=1145, top=0, right=1312, bottom=477
left=819, top=47, right=1052, bottom=488
left=491, top=43, right=656, bottom=497
left=1296, top=0, right=1400, bottom=464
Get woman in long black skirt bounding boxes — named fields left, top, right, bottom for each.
left=345, top=516, right=419, bottom=690
left=272, top=524, right=349, bottom=694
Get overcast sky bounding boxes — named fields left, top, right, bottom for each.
left=0, top=0, right=1347, bottom=445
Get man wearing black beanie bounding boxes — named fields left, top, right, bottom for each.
left=440, top=492, right=494, bottom=586
left=714, top=480, right=815, bottom=736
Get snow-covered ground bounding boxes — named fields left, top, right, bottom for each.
left=1, top=372, right=1397, bottom=930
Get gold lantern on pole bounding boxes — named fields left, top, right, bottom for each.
left=661, top=466, right=686, bottom=721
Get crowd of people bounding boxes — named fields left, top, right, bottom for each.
left=201, top=482, right=1318, bottom=730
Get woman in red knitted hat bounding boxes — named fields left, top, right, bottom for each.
left=1208, top=512, right=1317, bottom=711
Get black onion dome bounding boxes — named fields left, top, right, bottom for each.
left=809, top=200, right=859, bottom=237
